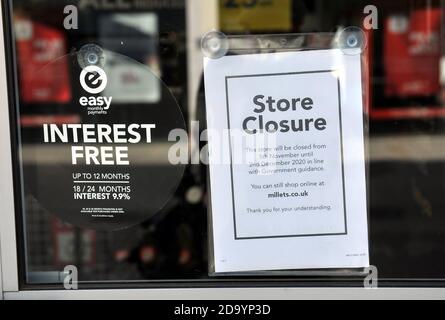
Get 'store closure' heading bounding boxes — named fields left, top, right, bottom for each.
left=242, top=95, right=328, bottom=134
left=43, top=123, right=156, bottom=165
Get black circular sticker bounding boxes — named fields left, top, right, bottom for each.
left=23, top=48, right=186, bottom=230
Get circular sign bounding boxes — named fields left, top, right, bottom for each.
left=23, top=48, right=186, bottom=230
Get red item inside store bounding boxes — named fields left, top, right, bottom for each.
left=15, top=18, right=71, bottom=103
left=384, top=8, right=442, bottom=98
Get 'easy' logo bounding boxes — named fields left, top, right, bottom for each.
left=80, top=65, right=107, bottom=94
left=79, top=65, right=112, bottom=112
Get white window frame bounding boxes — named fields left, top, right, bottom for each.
left=1, top=0, right=445, bottom=300
left=0, top=0, right=19, bottom=296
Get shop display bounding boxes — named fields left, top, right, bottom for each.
left=384, top=9, right=442, bottom=98
left=15, top=17, right=71, bottom=103
left=219, top=0, right=292, bottom=32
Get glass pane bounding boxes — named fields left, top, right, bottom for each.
left=5, top=0, right=445, bottom=286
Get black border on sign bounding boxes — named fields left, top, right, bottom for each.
left=225, top=70, right=348, bottom=240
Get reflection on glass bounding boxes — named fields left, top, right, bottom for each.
left=8, top=0, right=445, bottom=285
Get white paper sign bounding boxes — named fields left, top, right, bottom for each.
left=204, top=49, right=369, bottom=273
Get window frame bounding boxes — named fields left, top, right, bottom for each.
left=2, top=0, right=445, bottom=297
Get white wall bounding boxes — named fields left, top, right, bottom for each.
left=185, top=0, right=219, bottom=163
left=186, top=0, right=219, bottom=122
